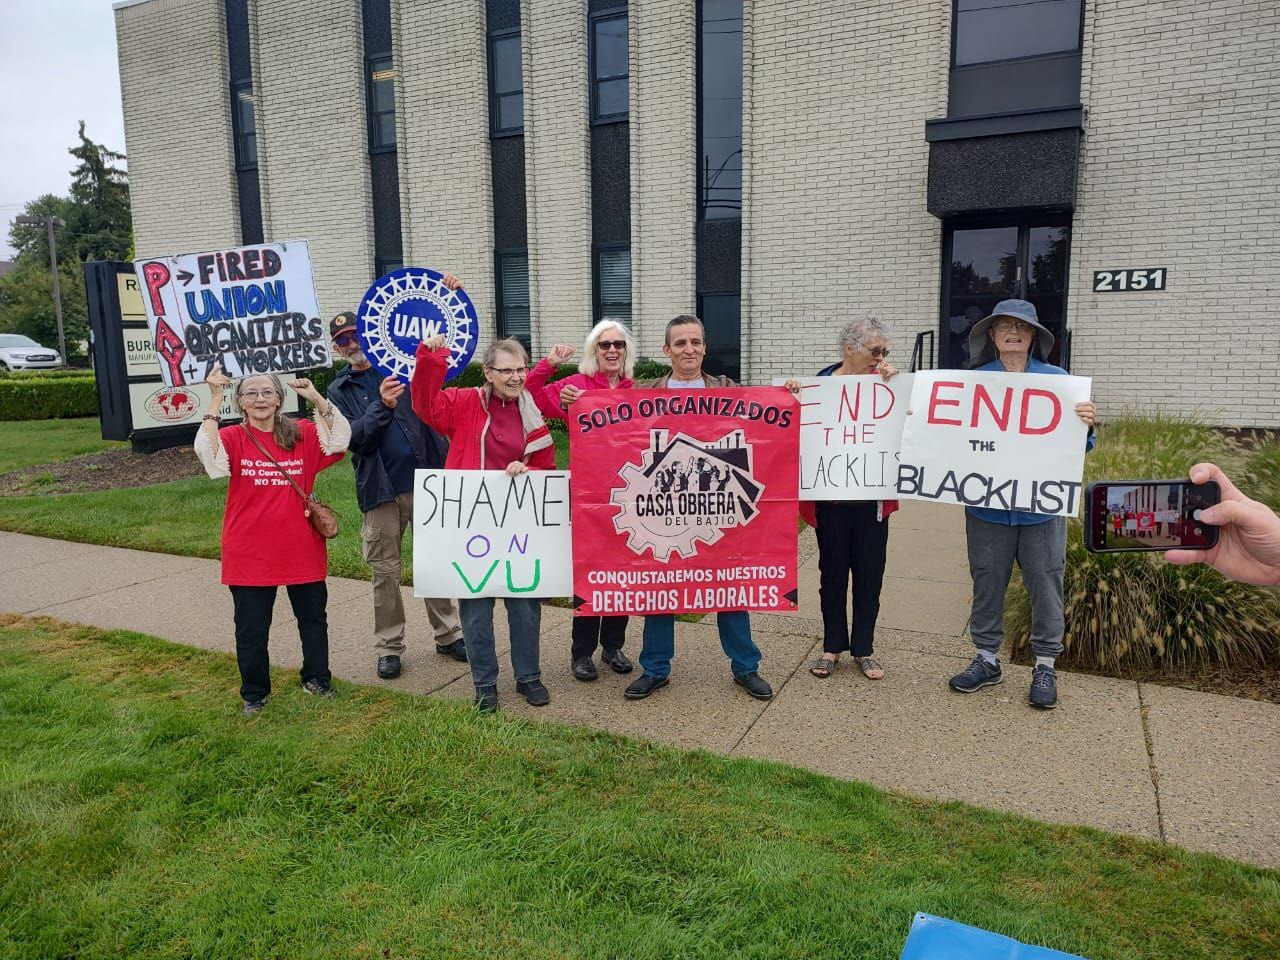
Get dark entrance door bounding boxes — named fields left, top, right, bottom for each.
left=941, top=219, right=1071, bottom=369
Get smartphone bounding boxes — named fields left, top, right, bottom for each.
left=1084, top=480, right=1220, bottom=554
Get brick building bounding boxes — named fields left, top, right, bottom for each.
left=113, top=0, right=1280, bottom=426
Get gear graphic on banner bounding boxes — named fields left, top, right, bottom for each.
left=610, top=428, right=765, bottom=561
left=356, top=267, right=479, bottom=384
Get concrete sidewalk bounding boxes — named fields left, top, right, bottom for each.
left=2, top=501, right=1277, bottom=870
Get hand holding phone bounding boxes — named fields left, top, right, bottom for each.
left=1085, top=479, right=1220, bottom=554
left=1165, top=463, right=1280, bottom=587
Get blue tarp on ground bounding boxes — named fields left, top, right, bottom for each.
left=900, top=913, right=1087, bottom=959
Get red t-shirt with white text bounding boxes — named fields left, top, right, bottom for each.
left=218, top=422, right=345, bottom=586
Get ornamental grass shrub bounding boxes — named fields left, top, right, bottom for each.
left=1005, top=411, right=1280, bottom=672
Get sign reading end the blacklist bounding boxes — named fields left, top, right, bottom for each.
left=896, top=371, right=1092, bottom=517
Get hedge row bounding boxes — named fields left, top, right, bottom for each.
left=0, top=377, right=99, bottom=420
left=0, top=368, right=97, bottom=380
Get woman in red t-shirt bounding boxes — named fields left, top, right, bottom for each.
left=195, top=364, right=350, bottom=715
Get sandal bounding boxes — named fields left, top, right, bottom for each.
left=809, top=656, right=838, bottom=678
left=854, top=656, right=885, bottom=680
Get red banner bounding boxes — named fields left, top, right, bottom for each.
left=570, top=388, right=800, bottom=616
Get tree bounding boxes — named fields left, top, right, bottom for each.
left=65, top=121, right=133, bottom=262
left=0, top=260, right=88, bottom=358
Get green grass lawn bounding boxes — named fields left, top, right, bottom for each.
left=0, top=422, right=572, bottom=583
left=0, top=417, right=127, bottom=474
left=1, top=617, right=1276, bottom=960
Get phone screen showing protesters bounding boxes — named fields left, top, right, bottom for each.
left=1085, top=480, right=1220, bottom=553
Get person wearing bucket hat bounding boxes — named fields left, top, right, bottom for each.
left=325, top=277, right=467, bottom=682
left=948, top=299, right=1096, bottom=710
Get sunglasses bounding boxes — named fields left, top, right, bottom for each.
left=333, top=332, right=358, bottom=347
left=598, top=339, right=627, bottom=351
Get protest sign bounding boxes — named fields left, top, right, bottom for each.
left=412, top=470, right=572, bottom=598
left=133, top=241, right=330, bottom=387
left=776, top=374, right=912, bottom=500
left=896, top=371, right=1092, bottom=517
left=570, top=388, right=800, bottom=616
left=357, top=267, right=479, bottom=384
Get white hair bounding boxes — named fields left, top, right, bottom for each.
left=837, top=316, right=888, bottom=352
left=580, top=320, right=636, bottom=379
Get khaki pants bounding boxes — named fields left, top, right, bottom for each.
left=363, top=491, right=462, bottom=653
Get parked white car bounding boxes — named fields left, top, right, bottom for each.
left=0, top=334, right=62, bottom=370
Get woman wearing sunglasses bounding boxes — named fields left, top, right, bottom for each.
left=411, top=333, right=556, bottom=713
left=524, top=320, right=638, bottom=682
left=784, top=316, right=899, bottom=682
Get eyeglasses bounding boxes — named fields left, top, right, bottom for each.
left=241, top=389, right=278, bottom=400
left=333, top=332, right=358, bottom=347
left=488, top=367, right=528, bottom=378
left=598, top=340, right=627, bottom=351
left=993, top=319, right=1033, bottom=333
left=861, top=346, right=890, bottom=359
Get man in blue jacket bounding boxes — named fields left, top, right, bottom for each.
left=327, top=304, right=464, bottom=679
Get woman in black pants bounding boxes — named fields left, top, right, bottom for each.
left=786, top=317, right=898, bottom=680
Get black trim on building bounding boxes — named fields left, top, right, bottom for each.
left=928, top=128, right=1080, bottom=218
left=589, top=5, right=631, bottom=332
left=363, top=0, right=402, bottom=280
left=488, top=0, right=530, bottom=347
left=225, top=1, right=262, bottom=245
left=589, top=6, right=629, bottom=124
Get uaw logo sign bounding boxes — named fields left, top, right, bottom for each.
left=610, top=428, right=765, bottom=561
left=357, top=267, right=478, bottom=384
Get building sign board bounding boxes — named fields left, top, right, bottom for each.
left=1092, top=268, right=1167, bottom=292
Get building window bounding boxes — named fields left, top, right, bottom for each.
left=590, top=10, right=629, bottom=122
left=953, top=0, right=1082, bottom=67
left=232, top=83, right=257, bottom=169
left=698, top=0, right=742, bottom=221
left=367, top=55, right=397, bottom=151
left=374, top=257, right=403, bottom=279
left=496, top=249, right=531, bottom=350
left=489, top=30, right=524, bottom=135
left=594, top=246, right=631, bottom=325
left=698, top=293, right=740, bottom=381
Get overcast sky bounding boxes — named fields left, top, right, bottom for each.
left=0, top=1, right=127, bottom=260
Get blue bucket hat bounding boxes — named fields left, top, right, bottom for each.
left=967, top=299, right=1055, bottom=368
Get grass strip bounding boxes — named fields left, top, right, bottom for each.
left=0, top=616, right=1276, bottom=960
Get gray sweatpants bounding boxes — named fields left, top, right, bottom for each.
left=966, top=513, right=1066, bottom=659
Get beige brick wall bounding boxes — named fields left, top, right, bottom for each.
left=248, top=0, right=374, bottom=318
left=392, top=0, right=497, bottom=342
left=740, top=0, right=950, bottom=385
left=629, top=0, right=697, bottom=354
left=522, top=0, right=592, bottom=354
left=115, top=0, right=241, bottom=258
left=1070, top=0, right=1280, bottom=427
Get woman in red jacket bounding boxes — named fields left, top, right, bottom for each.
left=411, top=333, right=554, bottom=712
left=195, top=364, right=351, bottom=716
left=524, top=320, right=637, bottom=682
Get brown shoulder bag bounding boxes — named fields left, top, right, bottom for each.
left=239, top=423, right=341, bottom=539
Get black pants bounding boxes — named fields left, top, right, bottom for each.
left=815, top=501, right=889, bottom=657
left=570, top=616, right=628, bottom=660
left=229, top=581, right=330, bottom=702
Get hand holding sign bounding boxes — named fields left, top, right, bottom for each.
left=1076, top=401, right=1096, bottom=427
left=423, top=333, right=447, bottom=352
left=379, top=375, right=405, bottom=408
left=559, top=384, right=584, bottom=408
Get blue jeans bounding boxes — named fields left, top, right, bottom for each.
left=459, top=597, right=542, bottom=691
left=639, top=611, right=760, bottom=680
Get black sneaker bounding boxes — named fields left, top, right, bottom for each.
left=624, top=674, right=669, bottom=700
left=572, top=656, right=598, bottom=681
left=948, top=655, right=1003, bottom=693
left=302, top=679, right=336, bottom=699
left=436, top=638, right=468, bottom=662
left=733, top=672, right=774, bottom=701
left=241, top=698, right=265, bottom=717
left=1029, top=664, right=1058, bottom=709
left=516, top=679, right=551, bottom=707
left=377, top=654, right=402, bottom=679
left=600, top=647, right=634, bottom=674
left=474, top=688, right=498, bottom=713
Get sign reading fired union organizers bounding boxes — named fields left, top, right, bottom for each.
left=570, top=388, right=800, bottom=617
left=133, top=241, right=331, bottom=387
left=896, top=371, right=1093, bottom=518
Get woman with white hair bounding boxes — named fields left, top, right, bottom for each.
left=525, top=319, right=637, bottom=681
left=195, top=364, right=351, bottom=716
left=785, top=316, right=898, bottom=681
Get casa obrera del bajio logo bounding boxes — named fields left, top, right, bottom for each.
left=610, top=428, right=766, bottom=561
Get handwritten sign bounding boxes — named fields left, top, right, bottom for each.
left=776, top=374, right=912, bottom=500
left=896, top=371, right=1092, bottom=517
left=133, top=241, right=331, bottom=387
left=412, top=470, right=572, bottom=598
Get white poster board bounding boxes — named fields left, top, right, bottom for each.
left=896, top=371, right=1092, bottom=517
left=133, top=241, right=331, bottom=387
left=412, top=470, right=573, bottom=598
left=776, top=374, right=912, bottom=500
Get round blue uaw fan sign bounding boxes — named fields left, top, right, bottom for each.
left=356, top=268, right=479, bottom=384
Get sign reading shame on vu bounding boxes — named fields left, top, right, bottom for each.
left=133, top=241, right=331, bottom=387
left=897, top=371, right=1092, bottom=518
left=412, top=470, right=572, bottom=598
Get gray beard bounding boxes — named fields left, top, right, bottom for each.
left=345, top=350, right=367, bottom=367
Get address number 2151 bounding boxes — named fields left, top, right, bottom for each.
left=1093, top=268, right=1167, bottom=292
